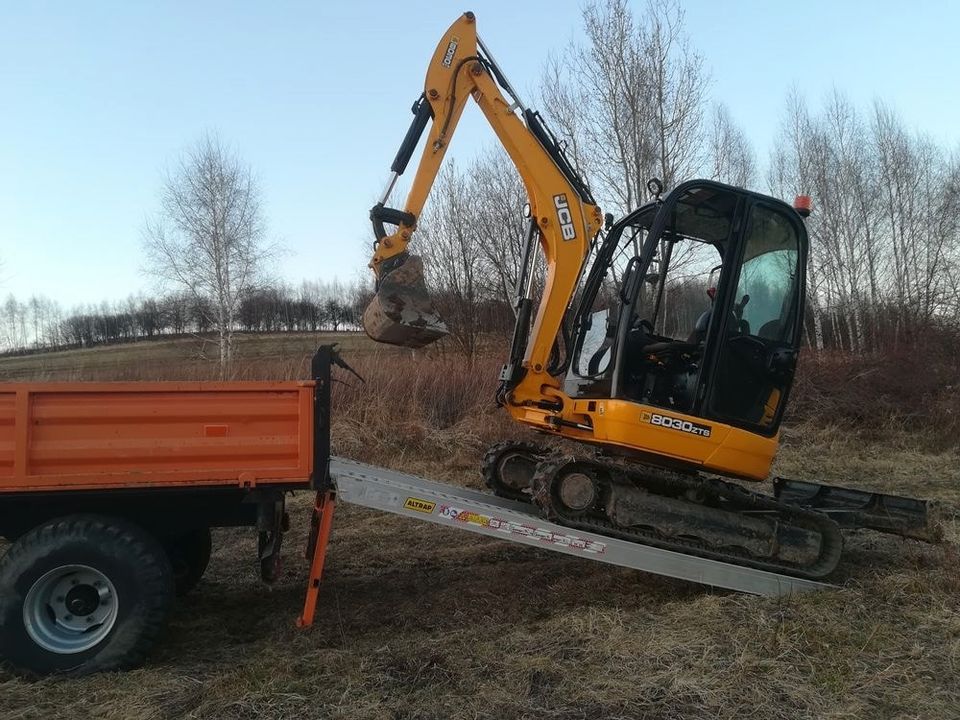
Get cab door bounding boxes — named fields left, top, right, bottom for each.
left=706, top=201, right=806, bottom=434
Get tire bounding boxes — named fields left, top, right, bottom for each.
left=162, top=527, right=212, bottom=596
left=0, top=515, right=175, bottom=677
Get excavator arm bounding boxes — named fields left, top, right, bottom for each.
left=364, top=12, right=603, bottom=414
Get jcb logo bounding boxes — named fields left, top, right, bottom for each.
left=441, top=37, right=459, bottom=67
left=642, top=411, right=712, bottom=438
left=554, top=194, right=576, bottom=241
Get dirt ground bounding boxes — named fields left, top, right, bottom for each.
left=1, top=336, right=958, bottom=719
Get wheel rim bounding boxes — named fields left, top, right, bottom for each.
left=23, top=564, right=119, bottom=654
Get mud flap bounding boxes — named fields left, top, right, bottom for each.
left=362, top=255, right=448, bottom=348
left=773, top=478, right=944, bottom=543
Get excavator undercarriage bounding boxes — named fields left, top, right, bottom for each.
left=483, top=443, right=940, bottom=580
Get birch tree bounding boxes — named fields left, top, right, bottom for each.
left=420, top=161, right=484, bottom=361
left=143, top=133, right=273, bottom=374
left=708, top=103, right=756, bottom=187
left=771, top=91, right=960, bottom=351
left=540, top=0, right=709, bottom=215
left=469, top=146, right=528, bottom=308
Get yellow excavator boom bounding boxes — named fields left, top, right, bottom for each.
left=364, top=12, right=603, bottom=415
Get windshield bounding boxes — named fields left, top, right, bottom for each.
left=736, top=251, right=796, bottom=340
left=732, top=207, right=800, bottom=343
left=568, top=210, right=654, bottom=379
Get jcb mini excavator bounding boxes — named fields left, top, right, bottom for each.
left=362, top=12, right=937, bottom=579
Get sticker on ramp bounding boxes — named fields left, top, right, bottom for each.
left=404, top=497, right=437, bottom=514
left=438, top=504, right=606, bottom=554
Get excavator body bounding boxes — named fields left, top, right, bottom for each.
left=538, top=179, right=808, bottom=482
left=362, top=12, right=796, bottom=480
left=361, top=12, right=939, bottom=578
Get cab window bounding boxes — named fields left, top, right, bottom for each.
left=734, top=210, right=799, bottom=343
left=709, top=204, right=801, bottom=430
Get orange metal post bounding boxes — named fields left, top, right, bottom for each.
left=297, top=489, right=336, bottom=628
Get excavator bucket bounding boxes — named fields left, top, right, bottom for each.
left=362, top=255, right=449, bottom=348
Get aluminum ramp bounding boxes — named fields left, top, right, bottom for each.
left=329, top=457, right=832, bottom=597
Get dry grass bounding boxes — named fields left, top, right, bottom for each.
left=1, top=334, right=959, bottom=719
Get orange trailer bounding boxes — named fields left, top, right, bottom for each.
left=0, top=347, right=336, bottom=676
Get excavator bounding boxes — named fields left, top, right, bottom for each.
left=361, top=12, right=936, bottom=579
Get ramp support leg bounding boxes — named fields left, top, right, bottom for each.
left=297, top=489, right=336, bottom=628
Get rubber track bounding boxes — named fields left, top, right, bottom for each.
left=531, top=454, right=844, bottom=579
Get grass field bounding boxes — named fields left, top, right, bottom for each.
left=1, top=334, right=958, bottom=719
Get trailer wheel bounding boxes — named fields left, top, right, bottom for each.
left=162, top=527, right=212, bottom=596
left=0, top=515, right=174, bottom=677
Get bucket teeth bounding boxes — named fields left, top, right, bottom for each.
left=362, top=255, right=448, bottom=348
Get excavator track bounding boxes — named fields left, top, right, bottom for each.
left=530, top=454, right=844, bottom=579
left=481, top=440, right=546, bottom=501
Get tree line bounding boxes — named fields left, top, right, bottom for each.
left=769, top=91, right=960, bottom=351
left=0, top=281, right=368, bottom=355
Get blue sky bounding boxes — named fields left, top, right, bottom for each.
left=2, top=0, right=958, bottom=307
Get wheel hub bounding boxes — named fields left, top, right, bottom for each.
left=64, top=585, right=100, bottom=616
left=497, top=452, right=537, bottom=491
left=557, top=472, right=596, bottom=511
left=23, top=565, right=119, bottom=654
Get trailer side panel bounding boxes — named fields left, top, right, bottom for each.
left=0, top=381, right=314, bottom=492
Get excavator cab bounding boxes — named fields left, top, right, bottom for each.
left=565, top=179, right=807, bottom=442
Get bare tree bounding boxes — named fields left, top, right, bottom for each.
left=420, top=161, right=484, bottom=361
left=540, top=0, right=709, bottom=215
left=143, top=133, right=273, bottom=374
left=469, top=146, right=528, bottom=308
left=708, top=103, right=756, bottom=187
left=538, top=0, right=708, bottom=331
